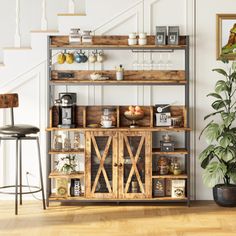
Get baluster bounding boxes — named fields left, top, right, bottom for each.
left=41, top=0, right=48, bottom=30
left=14, top=0, right=21, bottom=47
left=68, top=0, right=75, bottom=14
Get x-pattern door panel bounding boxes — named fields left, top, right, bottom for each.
left=119, top=132, right=151, bottom=199
left=85, top=131, right=118, bottom=199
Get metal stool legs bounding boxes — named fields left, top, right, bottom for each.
left=0, top=136, right=46, bottom=215
left=15, top=139, right=19, bottom=215
left=36, top=137, right=46, bottom=210
left=19, top=139, right=22, bottom=205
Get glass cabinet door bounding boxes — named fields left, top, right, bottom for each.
left=119, top=132, right=152, bottom=199
left=85, top=131, right=118, bottom=199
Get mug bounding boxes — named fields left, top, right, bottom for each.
left=138, top=38, right=147, bottom=45
left=89, top=53, right=97, bottom=63
left=97, top=52, right=105, bottom=63
left=81, top=52, right=88, bottom=63
left=129, top=33, right=137, bottom=39
left=101, top=120, right=112, bottom=127
left=65, top=53, right=74, bottom=64
left=139, top=32, right=147, bottom=39
left=74, top=52, right=83, bottom=63
left=128, top=38, right=137, bottom=45
left=57, top=52, right=66, bottom=64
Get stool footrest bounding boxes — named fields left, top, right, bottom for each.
left=0, top=185, right=42, bottom=195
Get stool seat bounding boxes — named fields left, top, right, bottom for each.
left=0, top=124, right=39, bottom=136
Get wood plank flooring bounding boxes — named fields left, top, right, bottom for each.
left=0, top=201, right=236, bottom=236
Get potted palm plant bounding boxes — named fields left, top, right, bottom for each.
left=199, top=60, right=236, bottom=207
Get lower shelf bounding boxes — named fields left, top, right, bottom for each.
left=49, top=194, right=188, bottom=202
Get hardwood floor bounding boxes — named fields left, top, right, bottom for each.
left=0, top=201, right=236, bottom=236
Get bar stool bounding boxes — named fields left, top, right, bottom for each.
left=0, top=93, right=46, bottom=215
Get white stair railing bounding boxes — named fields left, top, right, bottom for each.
left=41, top=0, right=48, bottom=30
left=14, top=0, right=21, bottom=47
left=68, top=0, right=76, bottom=14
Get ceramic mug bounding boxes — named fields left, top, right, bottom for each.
left=57, top=52, right=66, bottom=64
left=139, top=32, right=147, bottom=39
left=128, top=38, right=137, bottom=45
left=81, top=52, right=88, bottom=63
left=138, top=38, right=147, bottom=45
left=129, top=33, right=137, bottom=39
left=65, top=53, right=74, bottom=64
left=89, top=53, right=97, bottom=63
left=97, top=52, right=105, bottom=63
left=74, top=52, right=83, bottom=63
left=102, top=120, right=112, bottom=128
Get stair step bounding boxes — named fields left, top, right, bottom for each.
left=3, top=47, right=32, bottom=51
left=31, top=30, right=59, bottom=33
left=57, top=13, right=86, bottom=16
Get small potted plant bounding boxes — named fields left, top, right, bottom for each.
left=199, top=60, right=236, bottom=207
left=55, top=155, right=77, bottom=174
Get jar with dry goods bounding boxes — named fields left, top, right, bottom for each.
left=157, top=156, right=169, bottom=175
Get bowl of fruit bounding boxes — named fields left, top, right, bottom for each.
left=124, top=106, right=145, bottom=128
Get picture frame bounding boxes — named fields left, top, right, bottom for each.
left=156, top=26, right=167, bottom=45
left=216, top=14, right=236, bottom=60
left=168, top=26, right=179, bottom=45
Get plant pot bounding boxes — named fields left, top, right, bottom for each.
left=213, top=184, right=236, bottom=207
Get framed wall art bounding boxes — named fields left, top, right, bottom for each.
left=217, top=14, right=236, bottom=60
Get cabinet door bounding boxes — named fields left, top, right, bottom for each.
left=85, top=131, right=118, bottom=199
left=119, top=132, right=152, bottom=199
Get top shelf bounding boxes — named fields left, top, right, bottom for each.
left=49, top=35, right=188, bottom=50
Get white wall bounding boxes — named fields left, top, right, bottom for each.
left=196, top=0, right=236, bottom=199
left=1, top=0, right=236, bottom=200
left=0, top=0, right=86, bottom=61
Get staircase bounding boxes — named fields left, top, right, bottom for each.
left=0, top=0, right=147, bottom=91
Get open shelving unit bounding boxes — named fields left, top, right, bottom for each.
left=46, top=35, right=191, bottom=205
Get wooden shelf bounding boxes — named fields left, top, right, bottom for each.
left=49, top=194, right=187, bottom=202
left=50, top=79, right=187, bottom=86
left=152, top=148, right=188, bottom=155
left=151, top=197, right=187, bottom=201
left=152, top=174, right=188, bottom=179
left=50, top=35, right=187, bottom=50
left=50, top=44, right=187, bottom=50
left=49, top=172, right=84, bottom=179
left=50, top=70, right=186, bottom=86
left=49, top=194, right=85, bottom=201
left=49, top=149, right=84, bottom=155
left=46, top=127, right=191, bottom=132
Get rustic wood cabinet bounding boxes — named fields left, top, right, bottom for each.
left=46, top=35, right=191, bottom=206
left=85, top=131, right=152, bottom=199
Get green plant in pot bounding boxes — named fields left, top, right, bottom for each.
left=199, top=60, right=236, bottom=207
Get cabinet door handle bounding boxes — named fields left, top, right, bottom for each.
left=119, top=163, right=123, bottom=168
left=114, top=163, right=118, bottom=167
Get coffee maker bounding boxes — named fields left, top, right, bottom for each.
left=55, top=93, right=77, bottom=128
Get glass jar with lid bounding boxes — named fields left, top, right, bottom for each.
left=69, top=28, right=82, bottom=44
left=82, top=30, right=93, bottom=44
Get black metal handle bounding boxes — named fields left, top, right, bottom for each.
left=114, top=163, right=118, bottom=167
